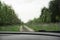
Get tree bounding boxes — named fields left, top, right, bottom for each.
left=0, top=1, right=21, bottom=25
left=40, top=7, right=51, bottom=23
left=49, top=0, right=60, bottom=22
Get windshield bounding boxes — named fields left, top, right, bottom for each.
left=0, top=0, right=60, bottom=32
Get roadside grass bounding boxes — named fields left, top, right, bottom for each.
left=27, top=23, right=60, bottom=31
left=0, top=25, right=20, bottom=31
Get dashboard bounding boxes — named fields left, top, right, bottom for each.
left=0, top=32, right=60, bottom=40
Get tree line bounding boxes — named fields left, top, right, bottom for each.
left=27, top=0, right=60, bottom=24
left=0, top=1, right=22, bottom=26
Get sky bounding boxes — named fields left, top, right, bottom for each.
left=1, top=0, right=51, bottom=23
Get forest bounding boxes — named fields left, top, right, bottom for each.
left=0, top=1, right=22, bottom=31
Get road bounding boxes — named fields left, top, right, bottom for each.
left=20, top=25, right=35, bottom=32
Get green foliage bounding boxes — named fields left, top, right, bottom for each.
left=0, top=1, right=21, bottom=25
left=49, top=0, right=60, bottom=22
left=0, top=25, right=20, bottom=31
left=40, top=7, right=51, bottom=23
left=27, top=23, right=60, bottom=31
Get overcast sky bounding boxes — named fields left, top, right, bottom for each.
left=1, top=0, right=51, bottom=23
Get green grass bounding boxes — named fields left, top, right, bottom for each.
left=27, top=23, right=60, bottom=31
left=0, top=25, right=20, bottom=31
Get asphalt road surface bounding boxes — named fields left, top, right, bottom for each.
left=20, top=25, right=34, bottom=32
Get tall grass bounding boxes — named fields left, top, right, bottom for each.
left=27, top=23, right=60, bottom=31
left=0, top=25, right=20, bottom=31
